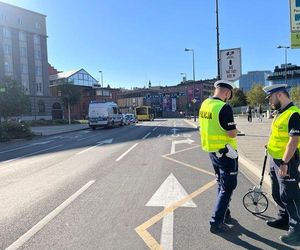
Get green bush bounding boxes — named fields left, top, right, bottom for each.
left=0, top=122, right=34, bottom=141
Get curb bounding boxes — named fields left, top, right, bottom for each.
left=33, top=126, right=90, bottom=137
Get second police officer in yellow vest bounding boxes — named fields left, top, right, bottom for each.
left=263, top=84, right=300, bottom=245
left=199, top=80, right=239, bottom=234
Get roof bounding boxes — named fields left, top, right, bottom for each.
left=49, top=69, right=80, bottom=81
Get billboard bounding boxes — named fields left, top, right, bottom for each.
left=220, top=48, right=241, bottom=82
left=290, top=0, right=300, bottom=32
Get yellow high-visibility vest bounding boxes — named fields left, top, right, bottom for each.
left=268, top=105, right=300, bottom=159
left=199, top=98, right=237, bottom=152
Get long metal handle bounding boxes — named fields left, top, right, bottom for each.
left=259, top=149, right=268, bottom=187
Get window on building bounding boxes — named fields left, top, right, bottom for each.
left=3, top=44, right=11, bottom=55
left=20, top=47, right=27, bottom=57
left=35, top=66, right=42, bottom=76
left=38, top=100, right=45, bottom=113
left=103, top=90, right=110, bottom=96
left=3, top=27, right=11, bottom=38
left=34, top=49, right=41, bottom=59
left=35, top=22, right=41, bottom=29
left=4, top=61, right=11, bottom=73
left=21, top=63, right=28, bottom=74
left=19, top=31, right=26, bottom=41
left=0, top=14, right=6, bottom=21
left=33, top=35, right=40, bottom=45
left=18, top=17, right=23, bottom=25
left=36, top=82, right=42, bottom=93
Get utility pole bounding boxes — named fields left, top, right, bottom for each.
left=216, top=0, right=221, bottom=80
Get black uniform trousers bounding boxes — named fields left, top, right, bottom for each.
left=270, top=150, right=300, bottom=232
left=209, top=152, right=238, bottom=225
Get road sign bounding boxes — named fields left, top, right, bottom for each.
left=291, top=31, right=300, bottom=48
left=290, top=0, right=300, bottom=32
left=192, top=98, right=197, bottom=104
left=220, top=48, right=241, bottom=82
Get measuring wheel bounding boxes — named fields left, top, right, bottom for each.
left=243, top=189, right=269, bottom=214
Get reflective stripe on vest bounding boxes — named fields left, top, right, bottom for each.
left=267, top=106, right=300, bottom=159
left=199, top=98, right=237, bottom=152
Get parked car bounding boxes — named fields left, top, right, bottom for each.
left=122, top=114, right=130, bottom=125
left=125, top=113, right=138, bottom=123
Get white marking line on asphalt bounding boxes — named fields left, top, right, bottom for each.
left=116, top=143, right=139, bottom=162
left=142, top=132, right=151, bottom=140
left=5, top=180, right=95, bottom=250
left=152, top=127, right=158, bottom=131
left=158, top=134, right=162, bottom=138
left=1, top=145, right=63, bottom=164
left=0, top=145, right=32, bottom=154
left=76, top=139, right=113, bottom=155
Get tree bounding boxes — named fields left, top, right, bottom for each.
left=290, top=86, right=300, bottom=107
left=228, top=88, right=247, bottom=107
left=246, top=84, right=267, bottom=106
left=0, top=77, right=30, bottom=120
left=58, top=83, right=81, bottom=124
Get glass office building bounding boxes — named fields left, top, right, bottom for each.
left=239, top=71, right=272, bottom=92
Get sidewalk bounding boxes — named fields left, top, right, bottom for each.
left=31, top=124, right=89, bottom=136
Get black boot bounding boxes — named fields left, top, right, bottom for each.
left=266, top=218, right=289, bottom=230
left=280, top=230, right=300, bottom=245
left=210, top=223, right=231, bottom=234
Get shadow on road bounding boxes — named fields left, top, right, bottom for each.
left=218, top=219, right=296, bottom=250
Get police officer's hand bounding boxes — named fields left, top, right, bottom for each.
left=278, top=164, right=288, bottom=177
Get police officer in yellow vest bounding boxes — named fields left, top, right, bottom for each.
left=263, top=84, right=300, bottom=245
left=199, top=80, right=239, bottom=234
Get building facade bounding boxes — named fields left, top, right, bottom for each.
left=267, top=64, right=300, bottom=87
left=0, top=2, right=60, bottom=120
left=239, top=70, right=272, bottom=92
left=117, top=79, right=215, bottom=118
left=49, top=69, right=120, bottom=119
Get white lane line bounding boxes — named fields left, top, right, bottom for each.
left=116, top=143, right=139, bottom=162
left=158, top=134, right=162, bottom=138
left=76, top=144, right=99, bottom=155
left=76, top=139, right=113, bottom=155
left=5, top=180, right=95, bottom=250
left=1, top=145, right=63, bottom=164
left=142, top=132, right=151, bottom=140
left=152, top=127, right=158, bottom=131
left=0, top=145, right=32, bottom=154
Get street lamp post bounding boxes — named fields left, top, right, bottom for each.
left=277, top=45, right=290, bottom=85
left=184, top=48, right=196, bottom=121
left=99, top=70, right=104, bottom=87
left=216, top=0, right=221, bottom=80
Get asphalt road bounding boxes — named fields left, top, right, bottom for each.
left=0, top=119, right=297, bottom=250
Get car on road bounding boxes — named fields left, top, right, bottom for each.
left=125, top=113, right=138, bottom=123
left=122, top=114, right=130, bottom=125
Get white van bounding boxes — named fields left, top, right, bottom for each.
left=88, top=101, right=123, bottom=129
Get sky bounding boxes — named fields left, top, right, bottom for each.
left=1, top=0, right=299, bottom=88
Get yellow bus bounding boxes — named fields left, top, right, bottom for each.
left=135, top=106, right=154, bottom=121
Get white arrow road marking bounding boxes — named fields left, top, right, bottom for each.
left=170, top=138, right=194, bottom=154
left=146, top=173, right=196, bottom=250
left=6, top=180, right=95, bottom=250
left=170, top=128, right=179, bottom=135
left=76, top=139, right=113, bottom=155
